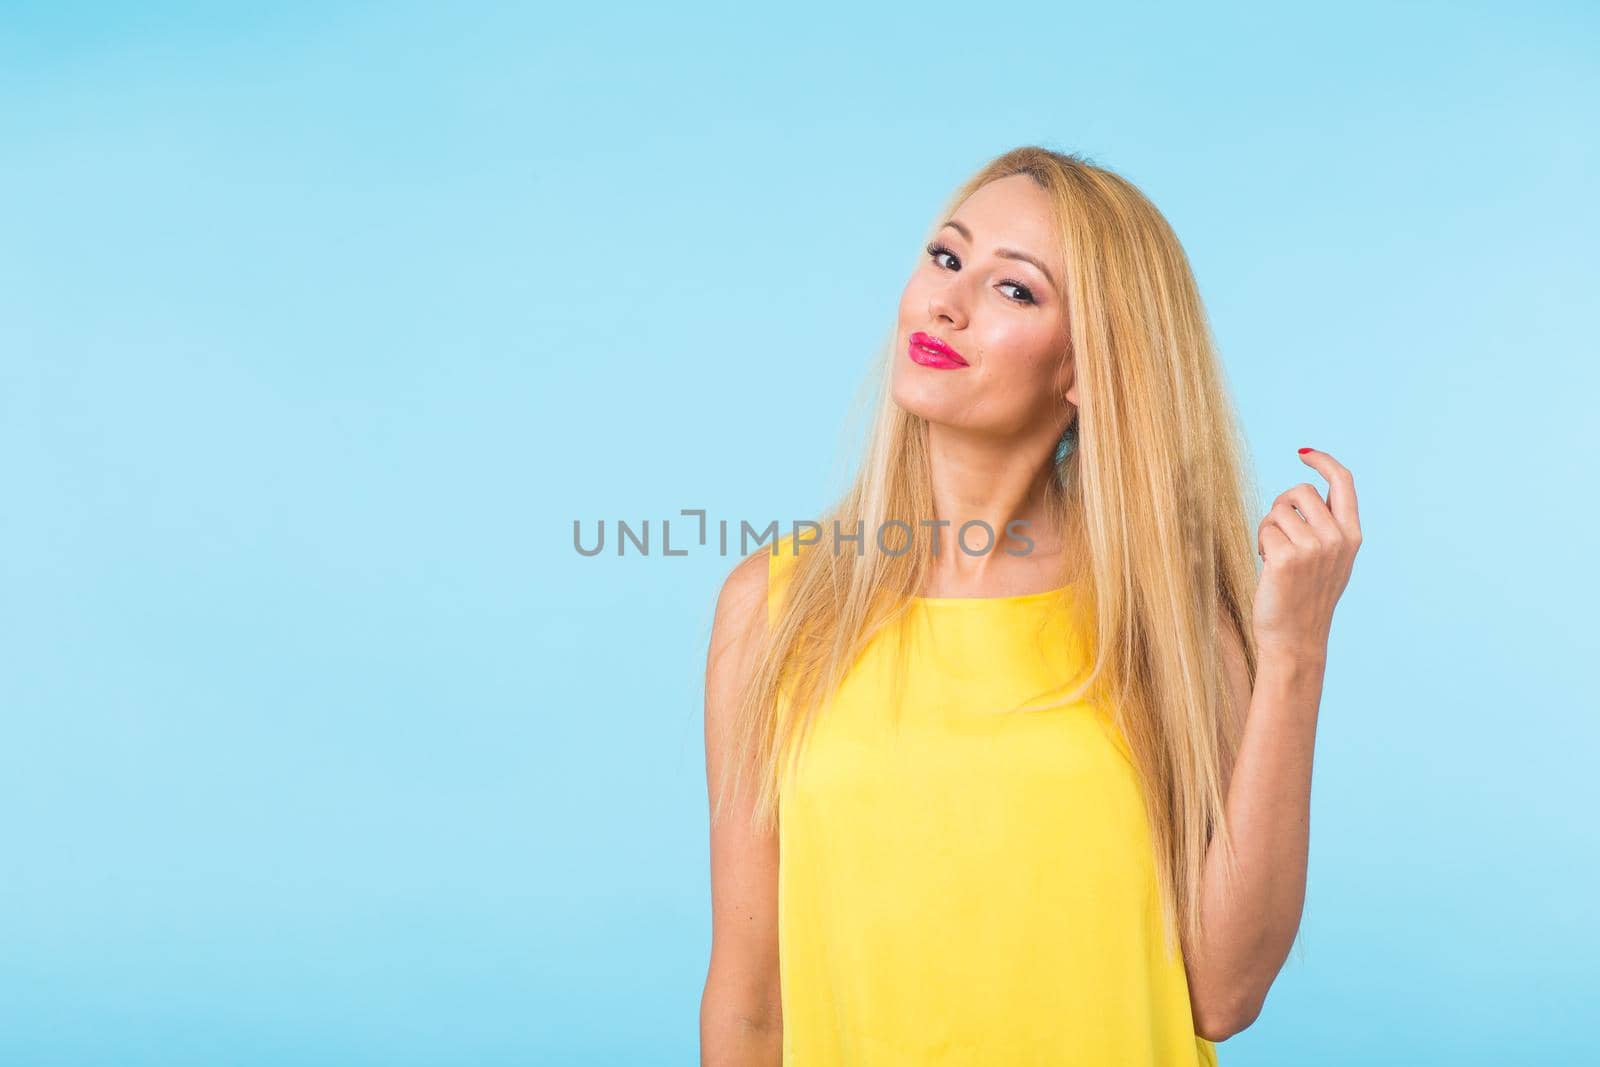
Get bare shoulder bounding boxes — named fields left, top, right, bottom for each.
left=705, top=548, right=773, bottom=709
left=712, top=548, right=770, bottom=639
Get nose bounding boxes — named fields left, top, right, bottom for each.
left=926, top=274, right=969, bottom=330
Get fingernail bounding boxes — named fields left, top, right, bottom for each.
left=1298, top=446, right=1314, bottom=454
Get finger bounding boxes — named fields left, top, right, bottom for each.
left=1257, top=509, right=1303, bottom=557
left=1280, top=483, right=1341, bottom=542
left=1267, top=500, right=1318, bottom=550
left=1297, top=447, right=1361, bottom=539
left=1260, top=520, right=1292, bottom=564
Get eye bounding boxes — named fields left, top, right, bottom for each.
left=926, top=241, right=958, bottom=270
left=925, top=242, right=1037, bottom=306
left=998, top=280, right=1036, bottom=306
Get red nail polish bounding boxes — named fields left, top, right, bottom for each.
left=1297, top=447, right=1314, bottom=454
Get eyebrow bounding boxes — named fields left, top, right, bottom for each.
left=940, top=219, right=1059, bottom=292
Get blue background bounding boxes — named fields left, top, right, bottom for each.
left=3, top=3, right=1595, bottom=1063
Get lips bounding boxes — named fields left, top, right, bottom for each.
left=908, top=331, right=969, bottom=369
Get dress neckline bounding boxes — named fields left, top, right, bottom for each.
left=912, top=584, right=1073, bottom=606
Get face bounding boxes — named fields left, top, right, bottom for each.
left=892, top=173, right=1076, bottom=439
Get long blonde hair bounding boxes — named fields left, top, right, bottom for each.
left=712, top=145, right=1262, bottom=957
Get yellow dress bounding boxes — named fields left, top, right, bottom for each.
left=769, top=537, right=1219, bottom=1066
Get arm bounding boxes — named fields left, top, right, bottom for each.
left=1183, top=623, right=1325, bottom=1041
left=1183, top=448, right=1362, bottom=1042
left=700, top=551, right=783, bottom=1066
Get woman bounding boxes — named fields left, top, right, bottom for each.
left=700, top=146, right=1361, bottom=1065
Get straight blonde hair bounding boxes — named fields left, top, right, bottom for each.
left=712, top=145, right=1261, bottom=958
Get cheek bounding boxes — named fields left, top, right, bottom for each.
left=977, top=320, right=1063, bottom=386
left=896, top=280, right=926, bottom=324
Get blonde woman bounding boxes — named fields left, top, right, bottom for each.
left=700, top=146, right=1361, bottom=1066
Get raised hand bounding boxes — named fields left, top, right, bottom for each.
left=1253, top=447, right=1363, bottom=660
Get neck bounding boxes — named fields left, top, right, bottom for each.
left=923, top=420, right=1064, bottom=584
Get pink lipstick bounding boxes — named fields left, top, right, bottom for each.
left=908, top=331, right=969, bottom=369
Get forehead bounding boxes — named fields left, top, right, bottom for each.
left=948, top=175, right=1064, bottom=277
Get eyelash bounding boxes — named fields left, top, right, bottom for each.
left=925, top=241, right=1037, bottom=306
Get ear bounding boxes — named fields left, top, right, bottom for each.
left=1059, top=355, right=1080, bottom=409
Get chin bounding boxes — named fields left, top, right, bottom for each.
left=889, top=371, right=961, bottom=425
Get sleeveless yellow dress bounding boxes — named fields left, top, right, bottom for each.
left=768, top=536, right=1219, bottom=1066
